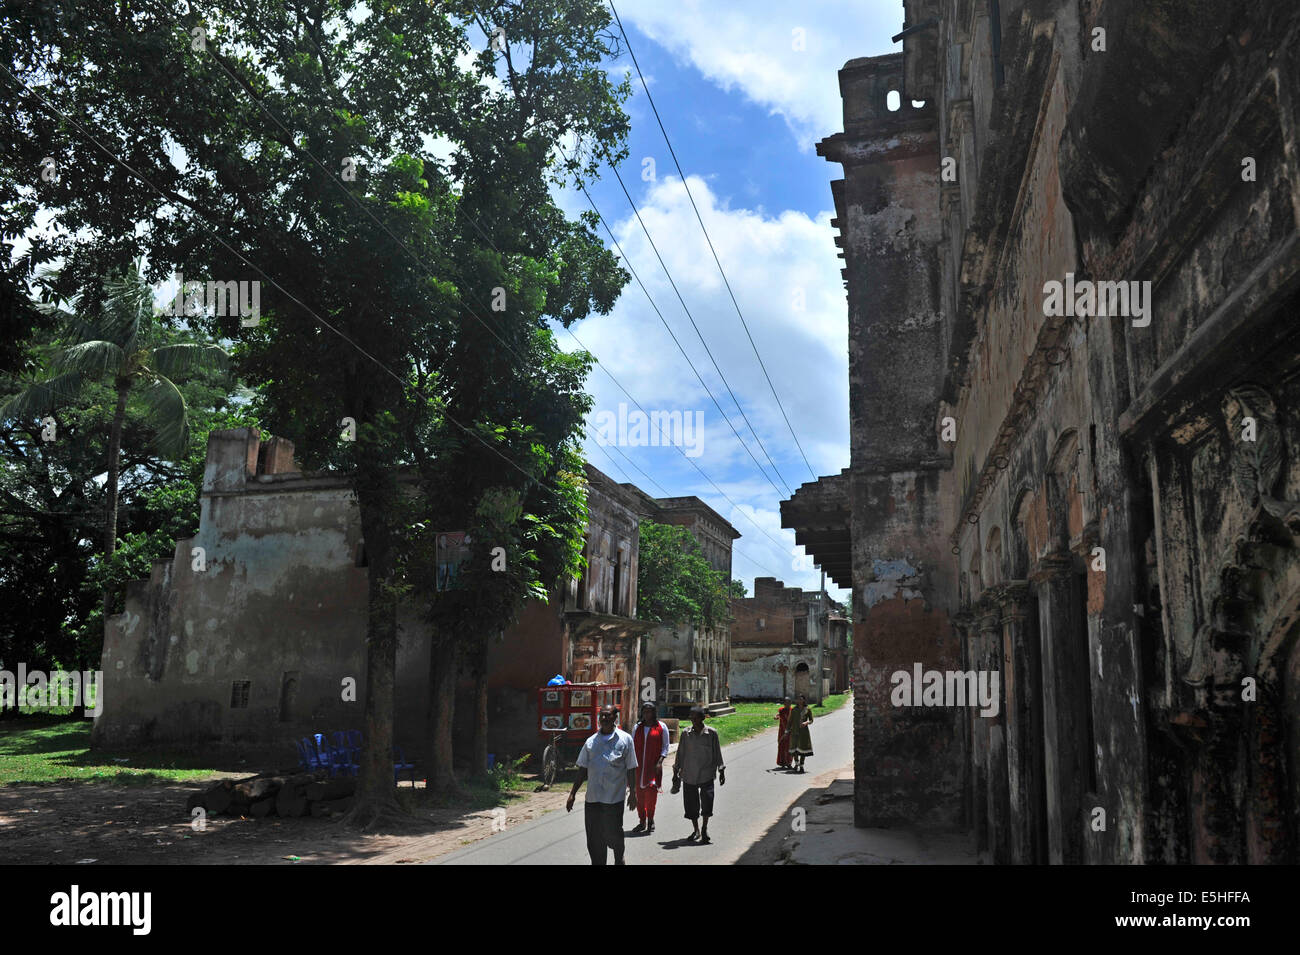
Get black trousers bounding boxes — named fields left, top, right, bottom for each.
left=683, top=781, right=715, bottom=820
left=584, top=800, right=625, bottom=865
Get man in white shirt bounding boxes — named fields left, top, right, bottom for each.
left=566, top=704, right=639, bottom=864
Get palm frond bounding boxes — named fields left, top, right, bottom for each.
left=0, top=370, right=86, bottom=423
left=100, top=263, right=153, bottom=351
left=52, top=340, right=125, bottom=379
left=150, top=343, right=230, bottom=381
left=139, top=375, right=190, bottom=458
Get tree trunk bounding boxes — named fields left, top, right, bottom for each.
left=89, top=383, right=130, bottom=720
left=470, top=636, right=489, bottom=779
left=426, top=632, right=459, bottom=793
left=102, top=384, right=129, bottom=622
left=343, top=476, right=405, bottom=829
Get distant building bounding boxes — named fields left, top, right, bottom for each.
left=619, top=485, right=741, bottom=705
left=729, top=577, right=849, bottom=703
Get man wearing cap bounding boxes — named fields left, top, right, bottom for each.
left=670, top=706, right=726, bottom=844
left=566, top=704, right=638, bottom=864
left=631, top=700, right=671, bottom=834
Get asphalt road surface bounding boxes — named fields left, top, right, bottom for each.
left=433, top=701, right=853, bottom=865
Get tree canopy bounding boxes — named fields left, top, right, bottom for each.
left=636, top=521, right=735, bottom=631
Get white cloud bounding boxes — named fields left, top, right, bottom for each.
left=613, top=0, right=901, bottom=148
left=556, top=174, right=850, bottom=592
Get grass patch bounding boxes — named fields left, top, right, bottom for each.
left=699, top=703, right=785, bottom=747
left=0, top=716, right=220, bottom=786
left=696, top=692, right=852, bottom=748
left=816, top=692, right=850, bottom=714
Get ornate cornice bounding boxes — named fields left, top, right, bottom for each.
left=1029, top=551, right=1074, bottom=582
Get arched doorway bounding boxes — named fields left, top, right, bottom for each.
left=794, top=662, right=810, bottom=699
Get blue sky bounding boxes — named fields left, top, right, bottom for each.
left=556, top=1, right=904, bottom=600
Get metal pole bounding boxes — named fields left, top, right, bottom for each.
left=817, top=570, right=826, bottom=703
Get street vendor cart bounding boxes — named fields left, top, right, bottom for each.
left=536, top=682, right=627, bottom=788
left=663, top=670, right=709, bottom=717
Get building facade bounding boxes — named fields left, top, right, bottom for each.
left=785, top=0, right=1300, bottom=863
left=622, top=485, right=740, bottom=703
left=93, top=428, right=651, bottom=765
left=729, top=577, right=849, bottom=703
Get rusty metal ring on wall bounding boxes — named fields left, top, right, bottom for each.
left=951, top=545, right=960, bottom=555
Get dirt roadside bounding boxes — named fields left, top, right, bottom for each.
left=0, top=776, right=571, bottom=865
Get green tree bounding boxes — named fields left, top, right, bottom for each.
left=1, top=0, right=630, bottom=822
left=1, top=263, right=229, bottom=626
left=0, top=302, right=248, bottom=712
left=636, top=522, right=733, bottom=630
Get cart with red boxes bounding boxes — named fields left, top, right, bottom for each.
left=536, top=682, right=627, bottom=788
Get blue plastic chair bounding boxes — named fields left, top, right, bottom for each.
left=334, top=731, right=361, bottom=777
left=295, top=737, right=320, bottom=772
left=310, top=733, right=345, bottom=777
left=392, top=745, right=415, bottom=786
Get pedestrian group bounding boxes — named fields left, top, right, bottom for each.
left=566, top=695, right=813, bottom=864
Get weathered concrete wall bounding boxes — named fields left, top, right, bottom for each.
left=801, top=0, right=1300, bottom=864
left=95, top=430, right=650, bottom=767
left=728, top=578, right=844, bottom=701
left=730, top=645, right=819, bottom=700
left=879, top=0, right=1300, bottom=864
left=94, top=428, right=395, bottom=754
left=816, top=51, right=964, bottom=829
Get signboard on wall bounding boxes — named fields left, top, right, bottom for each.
left=436, top=532, right=472, bottom=591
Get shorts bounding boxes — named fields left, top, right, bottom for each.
left=683, top=781, right=715, bottom=819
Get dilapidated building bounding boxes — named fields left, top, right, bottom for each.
left=620, top=485, right=740, bottom=703
left=729, top=577, right=849, bottom=703
left=786, top=0, right=1300, bottom=863
left=93, top=428, right=653, bottom=764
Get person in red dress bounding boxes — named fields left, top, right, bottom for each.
left=631, top=700, right=671, bottom=833
left=775, top=696, right=793, bottom=769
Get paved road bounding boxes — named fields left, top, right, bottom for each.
left=434, top=702, right=853, bottom=865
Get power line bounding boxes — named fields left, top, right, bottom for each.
left=3, top=50, right=797, bottom=583
left=555, top=142, right=797, bottom=517
left=552, top=147, right=792, bottom=502
left=191, top=46, right=675, bottom=501
left=603, top=160, right=794, bottom=498
left=193, top=37, right=797, bottom=571
left=561, top=321, right=791, bottom=557
left=608, top=0, right=819, bottom=482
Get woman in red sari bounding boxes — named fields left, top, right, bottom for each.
left=632, top=700, right=671, bottom=833
left=774, top=696, right=793, bottom=769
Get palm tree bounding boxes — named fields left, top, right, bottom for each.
left=1, top=261, right=230, bottom=626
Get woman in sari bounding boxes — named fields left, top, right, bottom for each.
left=774, top=697, right=793, bottom=769
left=786, top=693, right=814, bottom=773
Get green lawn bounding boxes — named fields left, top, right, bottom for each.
left=0, top=716, right=220, bottom=786
left=695, top=691, right=851, bottom=748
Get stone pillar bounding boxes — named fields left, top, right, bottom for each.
left=979, top=599, right=1011, bottom=864
left=999, top=580, right=1046, bottom=864
left=958, top=613, right=988, bottom=851
left=953, top=612, right=975, bottom=830
left=1033, top=552, right=1088, bottom=864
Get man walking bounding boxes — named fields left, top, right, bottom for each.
left=567, top=704, right=638, bottom=865
left=670, top=706, right=725, bottom=844
left=631, top=700, right=671, bottom=834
